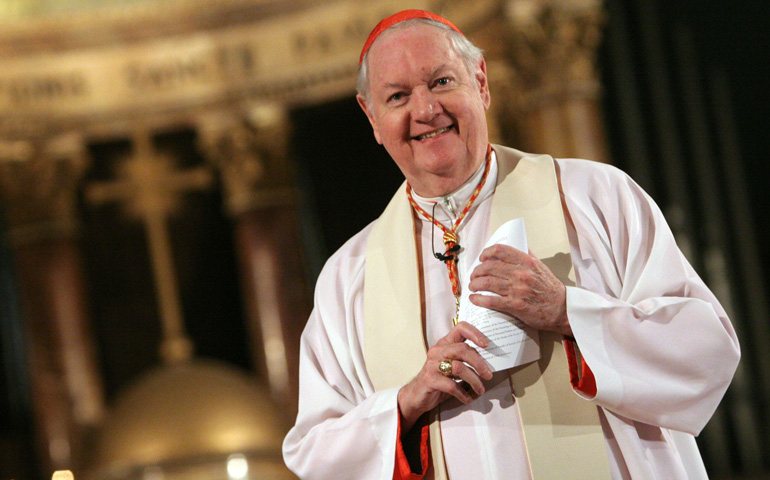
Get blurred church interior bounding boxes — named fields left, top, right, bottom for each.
left=0, top=0, right=768, bottom=479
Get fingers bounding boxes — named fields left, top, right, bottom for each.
left=437, top=321, right=489, bottom=349
left=424, top=360, right=484, bottom=405
left=472, top=246, right=536, bottom=281
left=443, top=360, right=487, bottom=400
left=429, top=337, right=493, bottom=403
left=438, top=342, right=493, bottom=380
left=398, top=355, right=488, bottom=421
left=430, top=324, right=493, bottom=401
left=469, top=270, right=535, bottom=297
left=470, top=290, right=523, bottom=312
left=468, top=253, right=569, bottom=334
left=477, top=244, right=531, bottom=264
left=398, top=322, right=494, bottom=421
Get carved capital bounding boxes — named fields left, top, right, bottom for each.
left=197, top=104, right=297, bottom=216
left=502, top=0, right=605, bottom=110
left=0, top=133, right=89, bottom=242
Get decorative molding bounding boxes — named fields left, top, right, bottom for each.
left=197, top=105, right=299, bottom=215
left=0, top=0, right=309, bottom=54
left=502, top=0, right=605, bottom=111
left=0, top=0, right=499, bottom=132
left=0, top=133, right=88, bottom=242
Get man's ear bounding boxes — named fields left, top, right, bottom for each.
left=356, top=94, right=383, bottom=145
left=475, top=58, right=491, bottom=110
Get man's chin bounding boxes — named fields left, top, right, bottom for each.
left=410, top=138, right=462, bottom=162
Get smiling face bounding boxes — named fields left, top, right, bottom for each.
left=357, top=23, right=491, bottom=197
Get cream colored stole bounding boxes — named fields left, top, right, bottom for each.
left=364, top=146, right=610, bottom=479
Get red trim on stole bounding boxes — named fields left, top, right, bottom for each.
left=393, top=414, right=430, bottom=480
left=564, top=337, right=598, bottom=397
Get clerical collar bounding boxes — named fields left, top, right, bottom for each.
left=411, top=150, right=498, bottom=223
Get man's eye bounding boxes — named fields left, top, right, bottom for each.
left=436, top=77, right=451, bottom=86
left=389, top=92, right=404, bottom=102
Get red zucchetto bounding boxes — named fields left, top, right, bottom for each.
left=359, top=9, right=464, bottom=66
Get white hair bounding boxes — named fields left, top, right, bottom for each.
left=356, top=18, right=485, bottom=105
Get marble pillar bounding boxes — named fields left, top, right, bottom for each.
left=198, top=105, right=310, bottom=417
left=0, top=134, right=105, bottom=473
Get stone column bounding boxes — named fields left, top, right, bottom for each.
left=198, top=105, right=310, bottom=417
left=494, top=0, right=608, bottom=162
left=0, top=133, right=105, bottom=473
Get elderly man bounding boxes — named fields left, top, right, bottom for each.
left=283, top=9, right=739, bottom=480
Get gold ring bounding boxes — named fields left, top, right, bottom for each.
left=438, top=360, right=453, bottom=377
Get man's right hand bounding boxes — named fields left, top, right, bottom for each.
left=397, top=322, right=493, bottom=431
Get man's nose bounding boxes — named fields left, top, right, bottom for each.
left=412, top=88, right=440, bottom=121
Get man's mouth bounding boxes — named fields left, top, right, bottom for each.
left=413, top=125, right=453, bottom=141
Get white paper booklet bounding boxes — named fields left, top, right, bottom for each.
left=459, top=218, right=540, bottom=372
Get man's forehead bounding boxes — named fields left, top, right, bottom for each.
left=367, top=24, right=455, bottom=67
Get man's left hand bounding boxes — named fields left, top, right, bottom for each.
left=468, top=244, right=572, bottom=336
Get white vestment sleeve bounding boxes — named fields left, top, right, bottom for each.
left=559, top=159, right=740, bottom=436
left=283, top=226, right=400, bottom=480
